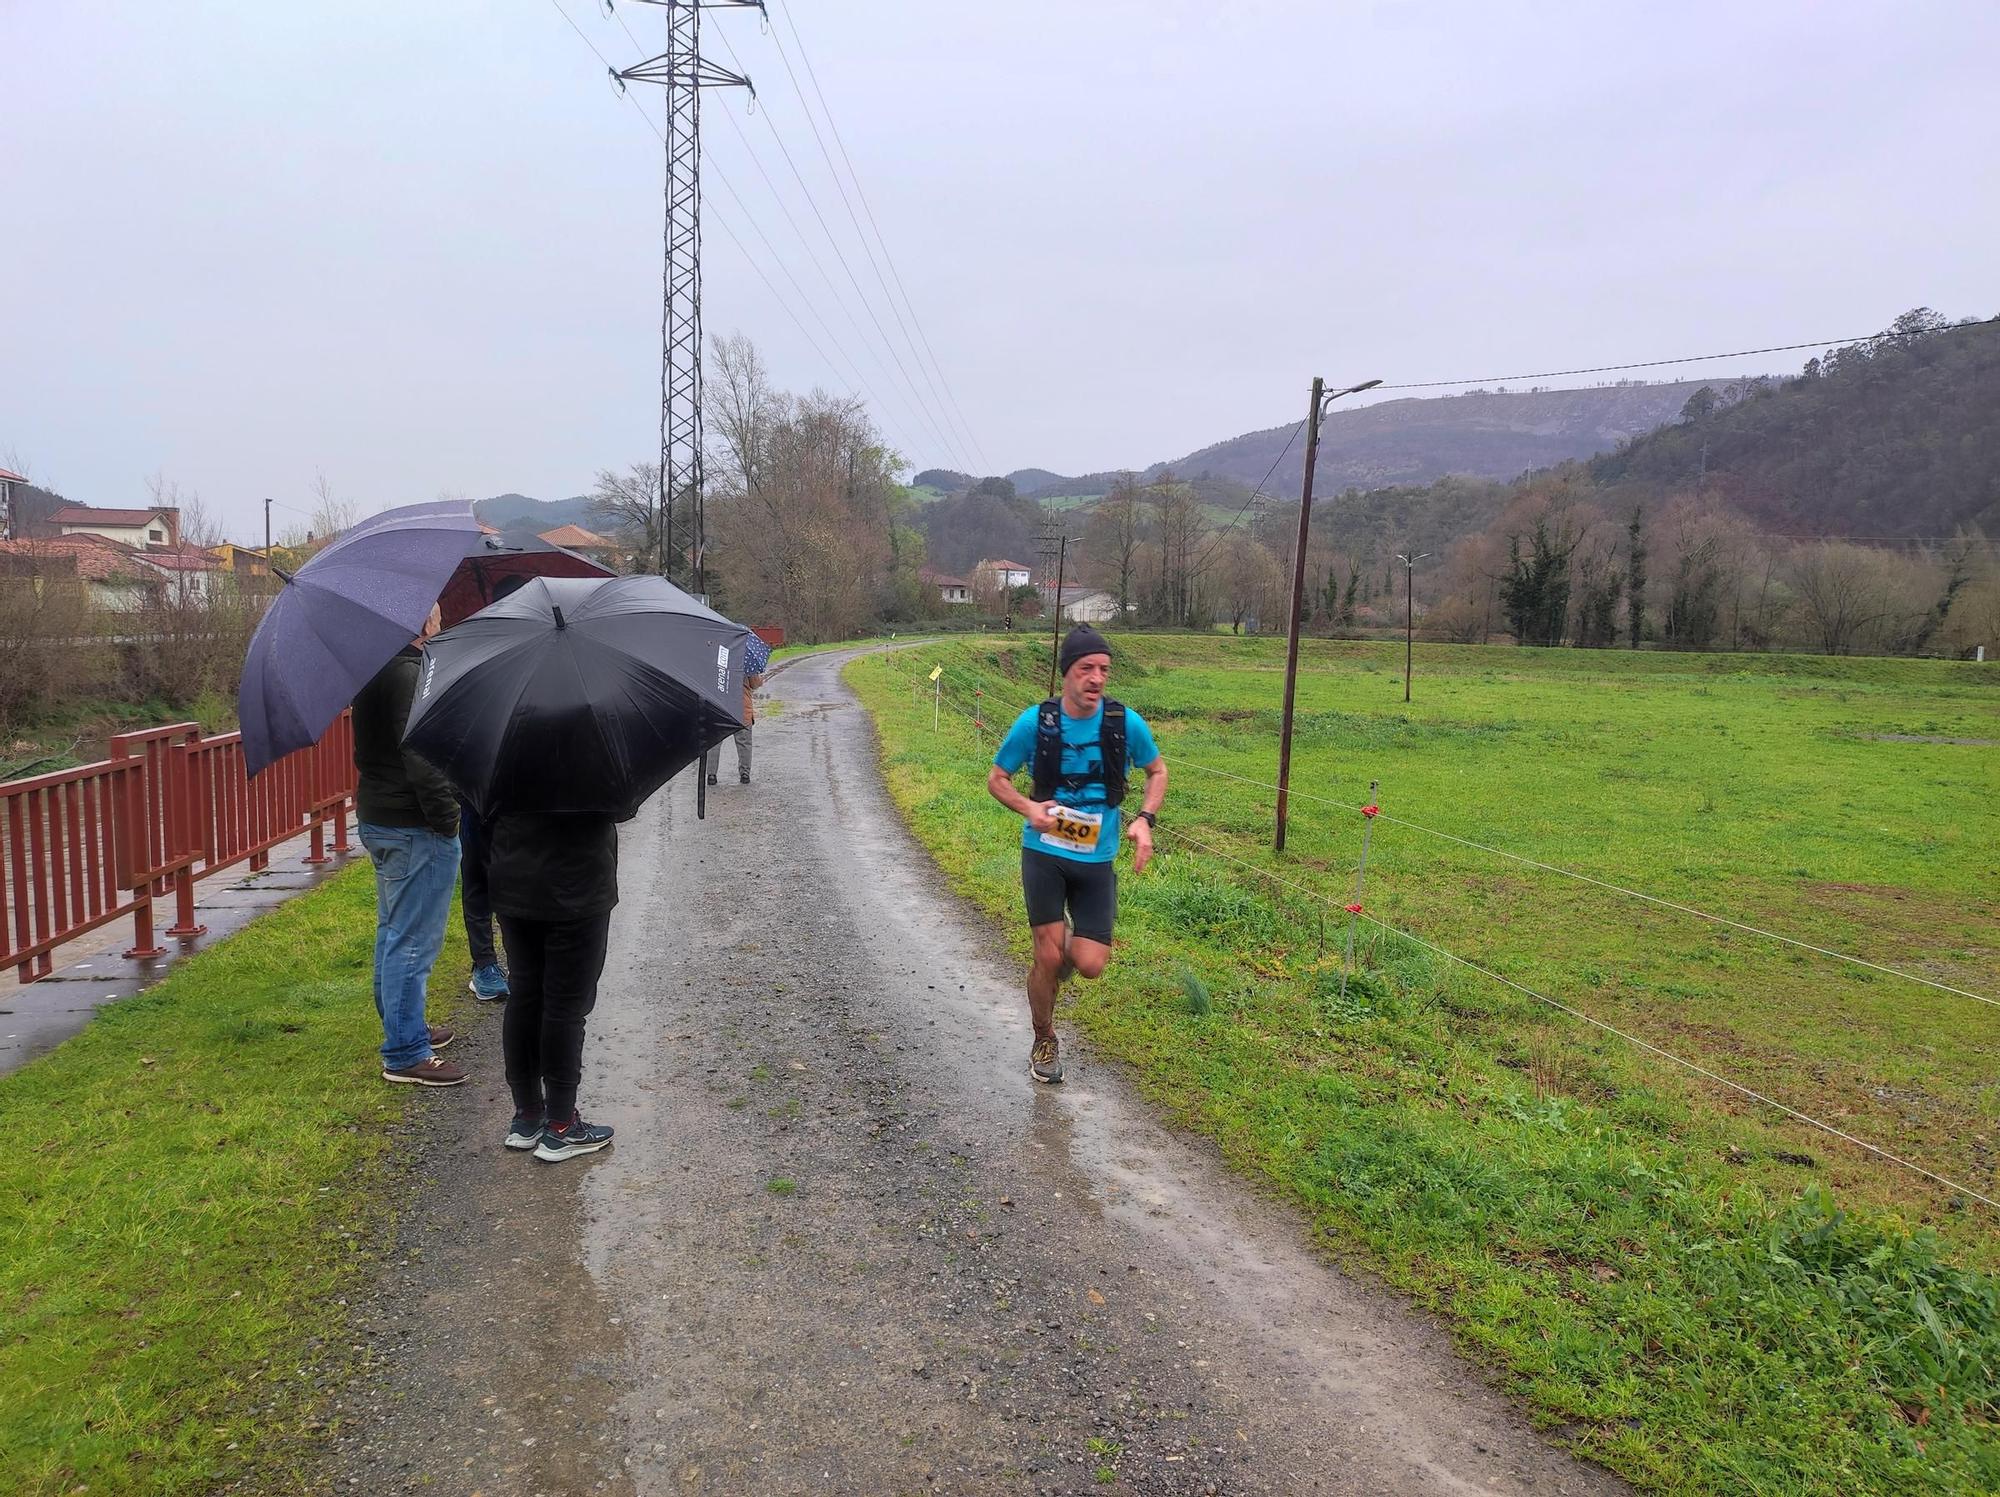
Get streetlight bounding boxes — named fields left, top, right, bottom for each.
left=1396, top=552, right=1430, bottom=703
left=1275, top=375, right=1383, bottom=853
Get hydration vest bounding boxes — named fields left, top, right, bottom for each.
left=1029, top=698, right=1129, bottom=808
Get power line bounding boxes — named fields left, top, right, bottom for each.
left=759, top=2, right=988, bottom=471
left=705, top=23, right=971, bottom=472
left=1169, top=758, right=1997, bottom=1012
left=1188, top=419, right=1306, bottom=575
left=879, top=655, right=1995, bottom=1210
left=552, top=0, right=926, bottom=463
left=775, top=0, right=988, bottom=472
left=1373, top=316, right=2000, bottom=392
left=700, top=95, right=946, bottom=459
left=1155, top=822, right=1996, bottom=1212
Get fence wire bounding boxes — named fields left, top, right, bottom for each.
left=867, top=653, right=1997, bottom=1212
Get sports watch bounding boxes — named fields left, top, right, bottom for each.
left=1135, top=810, right=1158, bottom=829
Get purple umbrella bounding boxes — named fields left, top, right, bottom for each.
left=238, top=499, right=486, bottom=776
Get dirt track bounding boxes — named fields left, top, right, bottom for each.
left=320, top=648, right=1626, bottom=1496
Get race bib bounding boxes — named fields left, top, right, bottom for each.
left=1038, top=804, right=1104, bottom=854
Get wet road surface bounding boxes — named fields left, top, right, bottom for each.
left=323, top=648, right=1626, bottom=1496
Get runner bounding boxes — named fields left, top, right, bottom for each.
left=987, top=625, right=1167, bottom=1083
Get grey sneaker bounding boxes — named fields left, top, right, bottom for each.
left=535, top=1114, right=615, bottom=1162
left=505, top=1111, right=545, bottom=1150
left=1029, top=1035, right=1064, bottom=1084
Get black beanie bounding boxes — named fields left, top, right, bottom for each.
left=1059, top=625, right=1113, bottom=677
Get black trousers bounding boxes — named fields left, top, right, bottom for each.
left=457, top=801, right=499, bottom=970
left=497, top=911, right=613, bottom=1121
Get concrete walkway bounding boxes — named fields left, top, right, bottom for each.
left=0, top=836, right=361, bottom=1078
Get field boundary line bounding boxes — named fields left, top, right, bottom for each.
left=1172, top=758, right=1998, bottom=1011
left=1156, top=823, right=1998, bottom=1212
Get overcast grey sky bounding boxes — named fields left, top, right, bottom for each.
left=3, top=1, right=1995, bottom=541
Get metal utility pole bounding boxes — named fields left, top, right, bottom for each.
left=614, top=0, right=760, bottom=596
left=1396, top=551, right=1429, bottom=703
left=1274, top=375, right=1381, bottom=853
left=263, top=498, right=272, bottom=556
left=1046, top=536, right=1068, bottom=697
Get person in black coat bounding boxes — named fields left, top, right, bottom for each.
left=487, top=812, right=620, bottom=1161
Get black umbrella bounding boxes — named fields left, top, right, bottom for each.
left=400, top=574, right=752, bottom=819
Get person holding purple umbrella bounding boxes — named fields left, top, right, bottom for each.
left=352, top=603, right=465, bottom=1087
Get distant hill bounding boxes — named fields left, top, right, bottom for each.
left=910, top=468, right=974, bottom=495
left=1152, top=381, right=1721, bottom=499
left=963, top=381, right=1721, bottom=511
left=475, top=493, right=600, bottom=535
left=1006, top=468, right=1069, bottom=495
left=1585, top=312, right=2000, bottom=537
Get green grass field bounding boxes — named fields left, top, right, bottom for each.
left=0, top=866, right=464, bottom=1496
left=846, top=634, right=2000, bottom=1495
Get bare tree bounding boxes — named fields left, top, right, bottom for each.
left=591, top=462, right=667, bottom=575
left=1082, top=472, right=1144, bottom=617
left=1787, top=542, right=1894, bottom=655
left=309, top=473, right=358, bottom=541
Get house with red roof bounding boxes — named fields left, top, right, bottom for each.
left=537, top=523, right=620, bottom=561
left=47, top=503, right=180, bottom=551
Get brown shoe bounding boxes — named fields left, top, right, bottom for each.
left=382, top=1056, right=466, bottom=1087
left=428, top=1024, right=455, bottom=1051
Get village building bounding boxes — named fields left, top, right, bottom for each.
left=919, top=568, right=973, bottom=605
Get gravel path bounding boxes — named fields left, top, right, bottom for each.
left=319, top=648, right=1626, bottom=1496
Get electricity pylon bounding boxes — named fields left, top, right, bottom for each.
left=613, top=0, right=761, bottom=593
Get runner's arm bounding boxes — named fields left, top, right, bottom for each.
left=1126, top=755, right=1167, bottom=873
left=987, top=765, right=1060, bottom=833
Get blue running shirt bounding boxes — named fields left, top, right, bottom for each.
left=993, top=702, right=1160, bottom=865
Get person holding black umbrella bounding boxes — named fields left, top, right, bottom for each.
left=404, top=575, right=752, bottom=1161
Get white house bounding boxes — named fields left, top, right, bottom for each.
left=920, top=568, right=973, bottom=605
left=50, top=504, right=180, bottom=551
left=972, top=557, right=1035, bottom=592
left=1049, top=586, right=1120, bottom=624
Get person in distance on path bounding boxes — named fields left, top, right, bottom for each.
left=704, top=663, right=767, bottom=787
left=986, top=625, right=1167, bottom=1083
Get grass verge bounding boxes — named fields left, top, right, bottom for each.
left=0, top=863, right=468, bottom=1496
left=846, top=635, right=1999, bottom=1496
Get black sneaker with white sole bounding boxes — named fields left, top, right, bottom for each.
left=505, top=1112, right=545, bottom=1151
left=534, top=1114, right=615, bottom=1162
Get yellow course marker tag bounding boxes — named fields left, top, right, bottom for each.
left=928, top=665, right=943, bottom=682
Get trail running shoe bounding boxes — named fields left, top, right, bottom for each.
left=505, top=1112, right=546, bottom=1151
left=382, top=1056, right=466, bottom=1087
left=739, top=771, right=751, bottom=784
left=1030, top=1036, right=1064, bottom=1085
left=469, top=964, right=510, bottom=1001
left=535, top=1114, right=615, bottom=1162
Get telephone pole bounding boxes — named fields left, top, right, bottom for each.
left=1274, top=375, right=1380, bottom=852
left=614, top=0, right=760, bottom=595
left=1396, top=551, right=1429, bottom=703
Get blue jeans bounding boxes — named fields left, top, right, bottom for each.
left=358, top=823, right=461, bottom=1069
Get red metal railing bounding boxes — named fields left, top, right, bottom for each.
left=1, top=713, right=355, bottom=983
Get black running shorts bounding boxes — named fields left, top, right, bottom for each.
left=1021, top=849, right=1117, bottom=945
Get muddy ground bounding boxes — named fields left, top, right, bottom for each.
left=318, top=649, right=1625, bottom=1496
